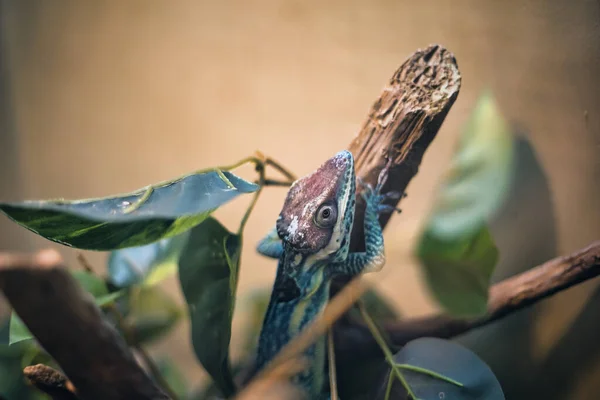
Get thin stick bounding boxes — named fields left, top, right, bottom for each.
left=251, top=277, right=370, bottom=385
left=327, top=329, right=339, bottom=400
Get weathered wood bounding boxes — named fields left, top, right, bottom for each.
left=0, top=250, right=170, bottom=400
left=348, top=44, right=461, bottom=251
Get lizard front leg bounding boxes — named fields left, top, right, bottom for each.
left=256, top=226, right=284, bottom=259
left=331, top=179, right=388, bottom=276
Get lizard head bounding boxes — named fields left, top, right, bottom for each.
left=276, top=150, right=356, bottom=261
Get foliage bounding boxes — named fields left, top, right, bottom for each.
left=379, top=337, right=504, bottom=400
left=0, top=95, right=515, bottom=399
left=0, top=169, right=258, bottom=250
left=178, top=217, right=242, bottom=397
left=416, top=92, right=514, bottom=316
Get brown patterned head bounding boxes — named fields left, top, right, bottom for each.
left=276, top=151, right=356, bottom=260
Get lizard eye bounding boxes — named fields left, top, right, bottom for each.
left=314, top=203, right=338, bottom=228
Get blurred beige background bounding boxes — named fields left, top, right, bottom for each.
left=1, top=0, right=599, bottom=398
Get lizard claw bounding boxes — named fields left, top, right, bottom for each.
left=383, top=190, right=404, bottom=200
left=378, top=204, right=402, bottom=214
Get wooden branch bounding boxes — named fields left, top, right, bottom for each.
left=347, top=44, right=461, bottom=253
left=0, top=249, right=170, bottom=400
left=336, top=241, right=600, bottom=357
left=23, top=364, right=80, bottom=400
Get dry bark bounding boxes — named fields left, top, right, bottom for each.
left=0, top=250, right=170, bottom=400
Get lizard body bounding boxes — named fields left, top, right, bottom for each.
left=254, top=150, right=388, bottom=398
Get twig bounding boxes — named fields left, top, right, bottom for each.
left=264, top=157, right=297, bottom=182
left=327, top=330, right=338, bottom=400
left=337, top=241, right=600, bottom=356
left=261, top=178, right=294, bottom=187
left=251, top=277, right=371, bottom=386
left=76, top=252, right=94, bottom=273
left=23, top=364, right=80, bottom=400
left=0, top=249, right=170, bottom=400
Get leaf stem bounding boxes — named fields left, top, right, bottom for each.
left=383, top=370, right=394, bottom=400
left=395, top=364, right=463, bottom=387
left=357, top=302, right=419, bottom=400
left=264, top=157, right=297, bottom=182
left=261, top=178, right=294, bottom=187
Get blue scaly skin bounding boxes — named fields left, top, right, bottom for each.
left=254, top=150, right=389, bottom=399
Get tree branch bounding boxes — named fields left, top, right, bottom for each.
left=332, top=44, right=461, bottom=294
left=337, top=241, right=600, bottom=358
left=0, top=249, right=170, bottom=400
left=347, top=44, right=461, bottom=252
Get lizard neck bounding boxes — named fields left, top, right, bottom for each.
left=255, top=248, right=332, bottom=395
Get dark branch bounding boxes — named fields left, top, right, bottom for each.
left=23, top=364, right=80, bottom=400
left=347, top=44, right=461, bottom=252
left=337, top=241, right=600, bottom=357
left=332, top=44, right=461, bottom=294
left=0, top=250, right=170, bottom=400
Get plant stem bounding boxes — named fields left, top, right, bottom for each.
left=358, top=302, right=419, bottom=400
left=264, top=157, right=297, bottom=182
left=383, top=371, right=394, bottom=400
left=327, top=329, right=339, bottom=400
left=261, top=178, right=294, bottom=187
left=238, top=160, right=265, bottom=234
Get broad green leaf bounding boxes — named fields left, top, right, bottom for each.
left=417, top=226, right=498, bottom=316
left=156, top=358, right=190, bottom=400
left=377, top=337, right=504, bottom=400
left=108, top=233, right=188, bottom=288
left=9, top=271, right=122, bottom=345
left=427, top=92, right=514, bottom=239
left=416, top=92, right=513, bottom=316
left=0, top=170, right=258, bottom=251
left=127, top=286, right=182, bottom=344
left=178, top=217, right=241, bottom=397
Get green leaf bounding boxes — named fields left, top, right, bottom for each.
left=416, top=92, right=513, bottom=316
left=156, top=358, right=190, bottom=400
left=178, top=217, right=241, bottom=397
left=427, top=92, right=514, bottom=239
left=379, top=337, right=504, bottom=400
left=127, top=286, right=181, bottom=344
left=0, top=170, right=258, bottom=251
left=417, top=225, right=498, bottom=316
left=108, top=233, right=188, bottom=288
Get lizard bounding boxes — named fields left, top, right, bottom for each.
left=253, top=150, right=395, bottom=399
